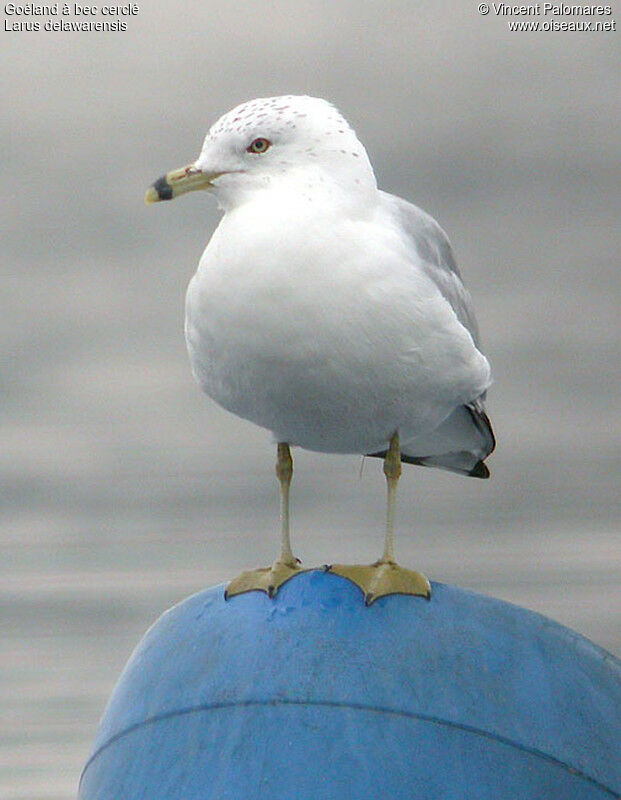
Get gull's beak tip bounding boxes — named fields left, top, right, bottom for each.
left=145, top=174, right=173, bottom=205
left=145, top=186, right=160, bottom=205
left=145, top=165, right=214, bottom=206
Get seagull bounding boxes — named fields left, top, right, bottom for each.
left=146, top=95, right=495, bottom=605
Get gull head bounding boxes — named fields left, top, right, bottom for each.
left=146, top=95, right=377, bottom=210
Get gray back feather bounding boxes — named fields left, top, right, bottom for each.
left=380, top=191, right=481, bottom=347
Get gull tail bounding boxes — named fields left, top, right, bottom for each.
left=368, top=401, right=496, bottom=479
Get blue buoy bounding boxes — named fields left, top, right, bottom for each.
left=79, top=570, right=621, bottom=799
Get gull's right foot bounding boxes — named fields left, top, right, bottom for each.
left=224, top=558, right=307, bottom=600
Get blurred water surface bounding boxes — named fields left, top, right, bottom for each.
left=1, top=3, right=620, bottom=797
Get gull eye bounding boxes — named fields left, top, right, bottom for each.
left=247, top=137, right=271, bottom=154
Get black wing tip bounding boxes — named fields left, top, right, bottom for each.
left=469, top=460, right=490, bottom=479
left=366, top=450, right=492, bottom=479
left=366, top=404, right=495, bottom=479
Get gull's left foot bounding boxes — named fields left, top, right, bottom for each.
left=224, top=558, right=307, bottom=600
left=326, top=561, right=431, bottom=605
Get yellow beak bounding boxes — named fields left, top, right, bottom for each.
left=145, top=164, right=221, bottom=204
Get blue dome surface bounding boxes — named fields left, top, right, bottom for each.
left=79, top=570, right=621, bottom=799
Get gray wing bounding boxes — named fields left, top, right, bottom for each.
left=372, top=192, right=495, bottom=477
left=380, top=190, right=481, bottom=347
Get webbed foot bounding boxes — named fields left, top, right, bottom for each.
left=326, top=561, right=431, bottom=605
left=225, top=558, right=307, bottom=600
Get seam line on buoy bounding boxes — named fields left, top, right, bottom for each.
left=80, top=699, right=621, bottom=797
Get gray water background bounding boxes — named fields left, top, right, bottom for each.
left=1, top=3, right=619, bottom=797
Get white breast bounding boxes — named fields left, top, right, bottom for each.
left=184, top=195, right=490, bottom=454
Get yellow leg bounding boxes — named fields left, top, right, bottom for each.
left=225, top=443, right=306, bottom=600
left=276, top=442, right=295, bottom=565
left=328, top=432, right=431, bottom=605
left=381, top=430, right=401, bottom=563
